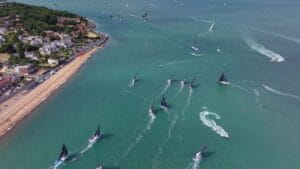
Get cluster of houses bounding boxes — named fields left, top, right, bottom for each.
left=0, top=73, right=21, bottom=96
left=0, top=27, right=7, bottom=46
left=0, top=8, right=103, bottom=98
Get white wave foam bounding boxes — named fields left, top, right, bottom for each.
left=122, top=88, right=148, bottom=101
left=193, top=18, right=213, bottom=23
left=185, top=155, right=202, bottom=169
left=117, top=108, right=156, bottom=165
left=230, top=83, right=248, bottom=91
left=262, top=84, right=300, bottom=100
left=178, top=80, right=185, bottom=94
left=209, top=22, right=215, bottom=32
left=199, top=111, right=229, bottom=138
left=153, top=115, right=179, bottom=169
left=190, top=51, right=202, bottom=57
left=254, top=88, right=260, bottom=96
left=244, top=38, right=285, bottom=62
left=158, top=59, right=200, bottom=68
left=80, top=143, right=93, bottom=154
left=178, top=88, right=193, bottom=140
left=159, top=80, right=171, bottom=97
left=243, top=25, right=300, bottom=44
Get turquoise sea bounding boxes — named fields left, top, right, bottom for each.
left=1, top=0, right=300, bottom=169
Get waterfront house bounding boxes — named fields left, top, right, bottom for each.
left=39, top=40, right=67, bottom=56
left=22, top=36, right=43, bottom=47
left=0, top=35, right=5, bottom=45
left=14, top=64, right=36, bottom=75
left=0, top=27, right=7, bottom=35
left=24, top=51, right=38, bottom=61
left=47, top=58, right=59, bottom=66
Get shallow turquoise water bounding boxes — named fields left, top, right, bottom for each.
left=1, top=0, right=300, bottom=169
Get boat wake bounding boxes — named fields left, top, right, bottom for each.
left=190, top=51, right=203, bottom=57
left=192, top=18, right=213, bottom=24
left=152, top=114, right=179, bottom=169
left=209, top=22, right=215, bottom=32
left=254, top=88, right=260, bottom=96
left=230, top=83, right=248, bottom=91
left=262, top=84, right=300, bottom=100
left=199, top=110, right=229, bottom=138
left=116, top=108, right=156, bottom=165
left=241, top=24, right=300, bottom=44
left=244, top=38, right=285, bottom=62
left=177, top=80, right=185, bottom=95
left=157, top=59, right=200, bottom=68
left=159, top=80, right=171, bottom=97
left=80, top=143, right=94, bottom=154
left=178, top=88, right=193, bottom=139
left=122, top=88, right=148, bottom=101
left=185, top=159, right=202, bottom=169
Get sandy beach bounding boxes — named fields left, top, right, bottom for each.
left=0, top=46, right=103, bottom=138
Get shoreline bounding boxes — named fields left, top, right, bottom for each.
left=0, top=37, right=109, bottom=138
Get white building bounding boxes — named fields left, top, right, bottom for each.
left=47, top=58, right=59, bottom=66
left=0, top=27, right=7, bottom=35
left=0, top=35, right=5, bottom=45
left=39, top=40, right=67, bottom=56
left=22, top=36, right=43, bottom=46
left=24, top=51, right=38, bottom=60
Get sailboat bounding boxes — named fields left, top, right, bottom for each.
left=191, top=36, right=199, bottom=52
left=193, top=144, right=207, bottom=162
left=189, top=77, right=196, bottom=88
left=54, top=144, right=69, bottom=168
left=218, top=73, right=230, bottom=85
left=160, top=95, right=169, bottom=109
left=89, top=125, right=101, bottom=144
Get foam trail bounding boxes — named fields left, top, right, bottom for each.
left=185, top=156, right=202, bottom=169
left=199, top=110, right=229, bottom=138
left=184, top=88, right=193, bottom=118
left=254, top=88, right=260, bottom=96
left=153, top=89, right=193, bottom=168
left=157, top=59, right=200, bottom=68
left=192, top=160, right=201, bottom=169
left=230, top=83, right=248, bottom=91
left=262, top=84, right=300, bottom=100
left=193, top=18, right=213, bottom=23
left=242, top=25, right=300, bottom=44
left=152, top=115, right=179, bottom=169
left=178, top=88, right=193, bottom=139
left=122, top=88, right=148, bottom=101
left=159, top=80, right=171, bottom=97
left=177, top=80, right=185, bottom=94
left=209, top=22, right=215, bottom=32
left=80, top=143, right=93, bottom=154
left=185, top=162, right=193, bottom=169
left=116, top=109, right=156, bottom=165
left=190, top=51, right=202, bottom=57
left=244, top=38, right=285, bottom=62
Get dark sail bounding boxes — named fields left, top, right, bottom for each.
left=95, top=125, right=101, bottom=136
left=190, top=77, right=196, bottom=87
left=133, top=72, right=137, bottom=79
left=58, top=144, right=68, bottom=160
left=200, top=144, right=207, bottom=152
left=219, top=73, right=228, bottom=82
left=160, top=96, right=168, bottom=108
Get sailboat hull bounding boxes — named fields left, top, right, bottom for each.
left=219, top=81, right=230, bottom=85
left=88, top=135, right=101, bottom=144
